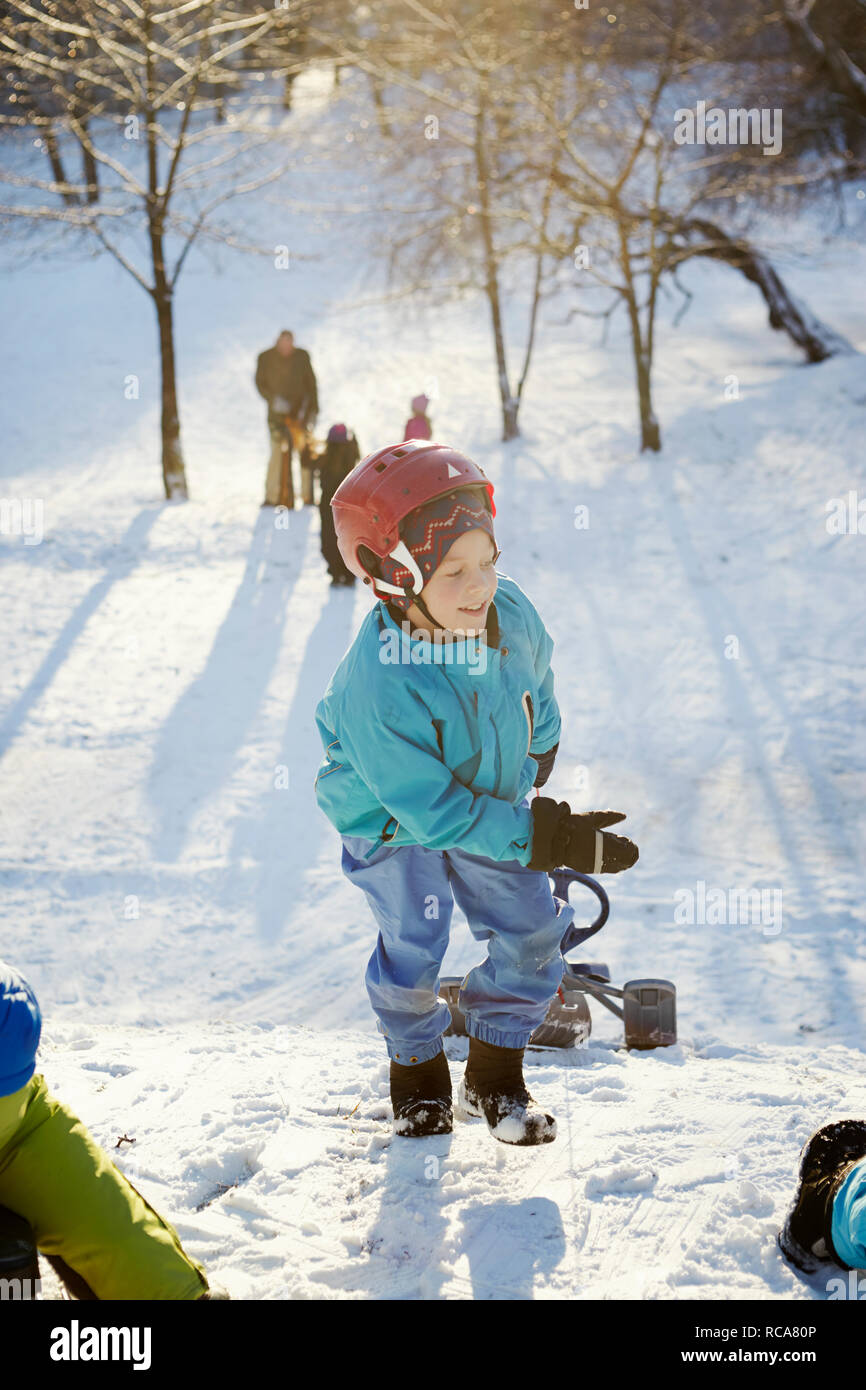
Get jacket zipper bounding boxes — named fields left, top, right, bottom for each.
left=522, top=692, right=534, bottom=759
left=314, top=739, right=343, bottom=788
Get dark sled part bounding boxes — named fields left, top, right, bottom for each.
left=439, top=978, right=467, bottom=1037
left=440, top=975, right=592, bottom=1050
left=529, top=982, right=592, bottom=1050
left=562, top=962, right=610, bottom=984
left=554, top=870, right=610, bottom=955
left=622, top=979, right=677, bottom=1050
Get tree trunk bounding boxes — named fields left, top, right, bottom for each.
left=43, top=120, right=76, bottom=205
left=484, top=267, right=519, bottom=442
left=80, top=127, right=99, bottom=204
left=514, top=170, right=555, bottom=419
left=617, top=211, right=661, bottom=451
left=152, top=282, right=187, bottom=500
left=500, top=389, right=520, bottom=440
left=474, top=99, right=519, bottom=441
left=144, top=14, right=188, bottom=502
left=369, top=75, right=391, bottom=138
left=149, top=216, right=187, bottom=498
left=634, top=345, right=661, bottom=452
left=677, top=217, right=852, bottom=362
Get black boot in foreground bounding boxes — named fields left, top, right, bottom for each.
left=457, top=1036, right=556, bottom=1146
left=390, top=1050, right=452, bottom=1137
left=778, top=1119, right=866, bottom=1272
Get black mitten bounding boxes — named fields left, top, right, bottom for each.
left=528, top=799, right=638, bottom=874
left=527, top=797, right=572, bottom=871
left=560, top=811, right=639, bottom=874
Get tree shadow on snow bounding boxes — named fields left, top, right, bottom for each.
left=227, top=572, right=362, bottom=944
left=0, top=505, right=163, bottom=759
left=146, top=508, right=310, bottom=863
left=641, top=413, right=864, bottom=1044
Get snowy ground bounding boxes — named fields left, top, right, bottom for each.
left=2, top=68, right=866, bottom=1300
left=33, top=1021, right=866, bottom=1301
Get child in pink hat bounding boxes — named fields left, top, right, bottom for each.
left=404, top=393, right=432, bottom=441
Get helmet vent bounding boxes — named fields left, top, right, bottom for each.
left=374, top=461, right=388, bottom=472
left=392, top=448, right=408, bottom=458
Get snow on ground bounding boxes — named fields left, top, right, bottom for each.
left=1, top=67, right=866, bottom=1299
left=34, top=1021, right=866, bottom=1301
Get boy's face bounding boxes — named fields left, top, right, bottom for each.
left=407, top=528, right=498, bottom=636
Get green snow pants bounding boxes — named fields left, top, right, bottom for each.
left=0, top=1074, right=208, bottom=1300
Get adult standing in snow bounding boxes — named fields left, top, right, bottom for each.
left=255, top=329, right=319, bottom=508
left=314, top=440, right=639, bottom=1145
left=0, top=960, right=226, bottom=1300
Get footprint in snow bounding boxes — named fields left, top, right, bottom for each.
left=586, top=1164, right=657, bottom=1196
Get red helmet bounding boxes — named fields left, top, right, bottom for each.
left=332, top=439, right=496, bottom=595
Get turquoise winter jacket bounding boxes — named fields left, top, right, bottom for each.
left=314, top=574, right=561, bottom=863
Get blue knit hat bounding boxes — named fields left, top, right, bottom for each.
left=0, top=961, right=42, bottom=1097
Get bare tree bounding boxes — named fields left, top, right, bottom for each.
left=306, top=0, right=565, bottom=441
left=784, top=0, right=866, bottom=119
left=310, top=1, right=854, bottom=454
left=528, top=2, right=854, bottom=450
left=0, top=0, right=314, bottom=498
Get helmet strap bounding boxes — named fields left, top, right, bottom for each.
left=410, top=591, right=450, bottom=634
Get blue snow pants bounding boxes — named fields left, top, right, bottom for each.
left=340, top=832, right=575, bottom=1064
left=832, top=1157, right=866, bottom=1270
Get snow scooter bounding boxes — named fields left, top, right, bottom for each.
left=439, top=868, right=677, bottom=1051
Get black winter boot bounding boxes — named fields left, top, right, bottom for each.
left=457, top=1036, right=556, bottom=1146
left=390, top=1050, right=452, bottom=1137
left=0, top=1206, right=40, bottom=1297
left=778, top=1119, right=866, bottom=1272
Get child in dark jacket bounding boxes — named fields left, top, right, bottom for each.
left=318, top=424, right=361, bottom=586
left=313, top=440, right=639, bottom=1146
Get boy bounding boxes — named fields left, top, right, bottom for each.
left=0, top=960, right=223, bottom=1300
left=314, top=440, right=638, bottom=1145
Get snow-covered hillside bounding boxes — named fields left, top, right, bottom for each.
left=1, top=67, right=865, bottom=1301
